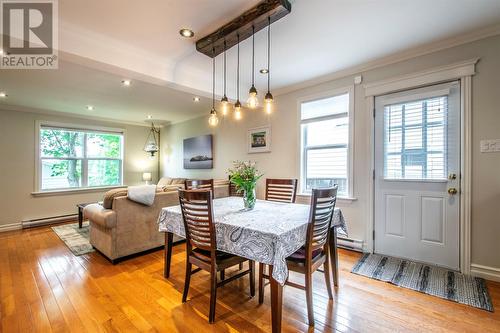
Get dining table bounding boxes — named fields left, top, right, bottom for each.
left=157, top=196, right=347, bottom=332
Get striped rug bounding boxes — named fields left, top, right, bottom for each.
left=52, top=222, right=94, bottom=256
left=352, top=253, right=493, bottom=312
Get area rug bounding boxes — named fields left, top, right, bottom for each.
left=352, top=253, right=493, bottom=312
left=52, top=222, right=94, bottom=256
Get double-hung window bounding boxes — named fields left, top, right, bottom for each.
left=38, top=123, right=124, bottom=191
left=300, top=89, right=353, bottom=198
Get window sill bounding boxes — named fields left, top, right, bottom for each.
left=297, top=194, right=357, bottom=204
left=31, top=185, right=125, bottom=197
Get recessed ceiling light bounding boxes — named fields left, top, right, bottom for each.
left=121, top=79, right=131, bottom=86
left=86, top=105, right=94, bottom=111
left=193, top=96, right=200, bottom=102
left=260, top=69, right=269, bottom=74
left=179, top=28, right=194, bottom=38
left=0, top=91, right=8, bottom=98
left=147, top=115, right=153, bottom=119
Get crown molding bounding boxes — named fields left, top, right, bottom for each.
left=275, top=23, right=500, bottom=96
left=0, top=104, right=159, bottom=128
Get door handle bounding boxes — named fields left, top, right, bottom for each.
left=448, top=188, right=458, bottom=195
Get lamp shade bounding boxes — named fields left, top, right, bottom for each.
left=142, top=172, right=152, bottom=182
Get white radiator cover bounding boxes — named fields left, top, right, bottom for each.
left=337, top=236, right=364, bottom=252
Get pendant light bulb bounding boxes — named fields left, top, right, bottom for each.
left=208, top=46, right=218, bottom=127
left=221, top=96, right=230, bottom=116
left=220, top=41, right=230, bottom=116
left=247, top=25, right=259, bottom=109
left=264, top=92, right=274, bottom=114
left=234, top=34, right=242, bottom=120
left=247, top=85, right=259, bottom=109
left=208, top=108, right=219, bottom=126
left=264, top=17, right=274, bottom=115
left=234, top=100, right=242, bottom=120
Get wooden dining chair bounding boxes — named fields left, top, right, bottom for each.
left=259, top=186, right=338, bottom=326
left=228, top=176, right=243, bottom=197
left=185, top=179, right=214, bottom=194
left=265, top=178, right=298, bottom=203
left=179, top=189, right=255, bottom=323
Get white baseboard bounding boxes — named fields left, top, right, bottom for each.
left=471, top=263, right=500, bottom=282
left=0, top=222, right=22, bottom=233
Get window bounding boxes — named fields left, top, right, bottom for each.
left=38, top=124, right=124, bottom=191
left=384, top=96, right=447, bottom=180
left=300, top=90, right=353, bottom=197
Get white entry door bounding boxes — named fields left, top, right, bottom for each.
left=374, top=81, right=460, bottom=270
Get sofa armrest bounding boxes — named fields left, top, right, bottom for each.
left=83, top=203, right=117, bottom=229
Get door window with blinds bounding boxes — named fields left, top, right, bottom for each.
left=38, top=124, right=124, bottom=191
left=300, top=90, right=352, bottom=197
left=384, top=93, right=449, bottom=180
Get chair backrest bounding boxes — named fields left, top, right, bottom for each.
left=185, top=179, right=214, bottom=194
left=306, top=187, right=338, bottom=254
left=178, top=189, right=216, bottom=253
left=265, top=178, right=298, bottom=203
left=228, top=175, right=243, bottom=197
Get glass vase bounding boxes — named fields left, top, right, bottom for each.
left=243, top=188, right=256, bottom=210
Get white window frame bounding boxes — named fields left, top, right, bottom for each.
left=34, top=121, right=125, bottom=193
left=297, top=86, right=355, bottom=199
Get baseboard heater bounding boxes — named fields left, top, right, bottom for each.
left=22, top=214, right=78, bottom=229
left=337, top=236, right=364, bottom=252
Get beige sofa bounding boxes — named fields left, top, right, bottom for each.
left=84, top=178, right=229, bottom=263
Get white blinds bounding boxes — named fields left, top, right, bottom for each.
left=384, top=96, right=448, bottom=180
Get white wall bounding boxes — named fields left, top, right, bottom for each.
left=161, top=34, right=500, bottom=272
left=0, top=109, right=158, bottom=228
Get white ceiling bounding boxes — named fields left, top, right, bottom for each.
left=2, top=0, right=500, bottom=124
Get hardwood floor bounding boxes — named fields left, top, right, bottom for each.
left=1, top=224, right=500, bottom=332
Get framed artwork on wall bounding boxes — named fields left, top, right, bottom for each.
left=248, top=126, right=271, bottom=154
left=183, top=134, right=213, bottom=169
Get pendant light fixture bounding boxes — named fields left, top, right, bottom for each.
left=220, top=41, right=230, bottom=116
left=264, top=16, right=274, bottom=115
left=234, top=33, right=242, bottom=120
left=144, top=123, right=160, bottom=157
left=246, top=25, right=259, bottom=109
left=208, top=47, right=219, bottom=127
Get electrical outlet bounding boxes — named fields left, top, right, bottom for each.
left=480, top=139, right=500, bottom=153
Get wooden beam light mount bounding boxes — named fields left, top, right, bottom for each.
left=196, top=0, right=291, bottom=58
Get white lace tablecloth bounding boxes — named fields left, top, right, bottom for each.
left=157, top=197, right=347, bottom=285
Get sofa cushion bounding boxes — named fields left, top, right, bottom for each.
left=102, top=188, right=128, bottom=209
left=157, top=177, right=173, bottom=186
left=163, top=184, right=185, bottom=192
left=171, top=178, right=186, bottom=185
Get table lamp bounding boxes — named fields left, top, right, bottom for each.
left=142, top=172, right=152, bottom=185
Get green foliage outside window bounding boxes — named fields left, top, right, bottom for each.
left=40, top=128, right=122, bottom=189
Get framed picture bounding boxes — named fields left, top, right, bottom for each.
left=183, top=134, right=213, bottom=169
left=248, top=126, right=271, bottom=153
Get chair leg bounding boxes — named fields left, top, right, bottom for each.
left=258, top=263, right=265, bottom=304
left=305, top=269, right=315, bottom=326
left=323, top=253, right=334, bottom=300
left=220, top=269, right=225, bottom=281
left=249, top=260, right=255, bottom=297
left=208, top=269, right=218, bottom=323
left=182, top=261, right=192, bottom=303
